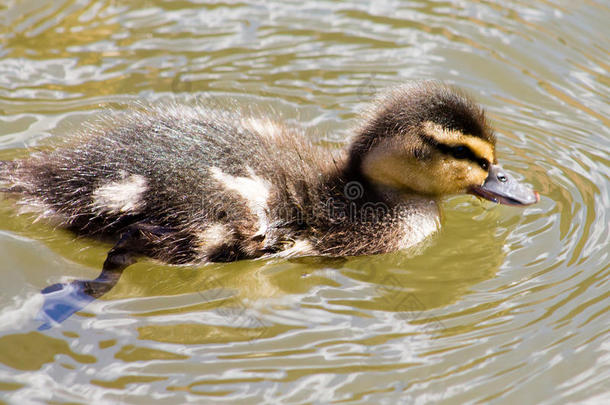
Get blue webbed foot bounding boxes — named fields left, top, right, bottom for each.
left=37, top=281, right=97, bottom=330
left=35, top=223, right=179, bottom=329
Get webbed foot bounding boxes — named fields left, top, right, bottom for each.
left=37, top=281, right=98, bottom=330
left=36, top=223, right=176, bottom=329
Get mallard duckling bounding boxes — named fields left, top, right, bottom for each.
left=0, top=82, right=538, bottom=326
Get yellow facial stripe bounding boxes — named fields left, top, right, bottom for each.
left=462, top=137, right=495, bottom=163
left=422, top=121, right=495, bottom=162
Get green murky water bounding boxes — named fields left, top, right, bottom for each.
left=0, top=1, right=608, bottom=403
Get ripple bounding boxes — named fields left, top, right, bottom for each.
left=0, top=0, right=608, bottom=403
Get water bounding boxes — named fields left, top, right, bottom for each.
left=0, top=0, right=608, bottom=403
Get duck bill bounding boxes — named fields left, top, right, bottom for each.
left=469, top=164, right=539, bottom=206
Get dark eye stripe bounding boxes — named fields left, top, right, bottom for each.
left=419, top=134, right=490, bottom=170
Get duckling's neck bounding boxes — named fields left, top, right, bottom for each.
left=316, top=157, right=438, bottom=224
left=302, top=160, right=439, bottom=255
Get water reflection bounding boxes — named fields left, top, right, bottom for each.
left=0, top=0, right=608, bottom=403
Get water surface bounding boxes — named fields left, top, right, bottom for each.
left=0, top=0, right=608, bottom=403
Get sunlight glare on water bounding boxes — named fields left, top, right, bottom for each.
left=0, top=0, right=608, bottom=403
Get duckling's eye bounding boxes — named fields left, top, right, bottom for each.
left=452, top=145, right=469, bottom=159
left=480, top=160, right=489, bottom=171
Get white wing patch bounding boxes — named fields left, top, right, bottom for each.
left=210, top=167, right=271, bottom=235
left=92, top=174, right=147, bottom=214
left=197, top=223, right=232, bottom=255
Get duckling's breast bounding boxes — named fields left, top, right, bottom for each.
left=395, top=199, right=441, bottom=250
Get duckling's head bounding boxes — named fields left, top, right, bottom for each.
left=349, top=83, right=538, bottom=205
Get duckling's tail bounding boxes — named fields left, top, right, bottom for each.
left=0, top=160, right=19, bottom=193
left=0, top=161, right=8, bottom=192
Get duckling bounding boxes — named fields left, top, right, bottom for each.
left=0, top=82, right=538, bottom=326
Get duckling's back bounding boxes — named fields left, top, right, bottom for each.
left=1, top=105, right=336, bottom=262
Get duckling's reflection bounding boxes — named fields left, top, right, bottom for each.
left=337, top=202, right=510, bottom=313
